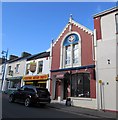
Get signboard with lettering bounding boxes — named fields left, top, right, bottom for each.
left=23, top=74, right=49, bottom=81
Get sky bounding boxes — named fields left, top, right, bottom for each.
left=1, top=2, right=116, bottom=58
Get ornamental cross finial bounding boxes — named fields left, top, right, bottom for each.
left=69, top=14, right=73, bottom=31
left=69, top=14, right=73, bottom=23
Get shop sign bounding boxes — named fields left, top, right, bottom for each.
left=30, top=61, right=36, bottom=73
left=23, top=74, right=49, bottom=81
left=56, top=74, right=64, bottom=79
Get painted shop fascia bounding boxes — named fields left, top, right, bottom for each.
left=50, top=16, right=97, bottom=109
left=22, top=51, right=51, bottom=91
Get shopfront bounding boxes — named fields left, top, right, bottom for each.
left=7, top=76, right=22, bottom=90
left=51, top=65, right=96, bottom=101
left=23, top=74, right=49, bottom=88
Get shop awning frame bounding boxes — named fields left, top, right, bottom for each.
left=6, top=76, right=22, bottom=81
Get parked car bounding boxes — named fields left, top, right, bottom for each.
left=9, top=85, right=51, bottom=107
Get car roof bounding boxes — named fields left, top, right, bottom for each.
left=23, top=85, right=48, bottom=90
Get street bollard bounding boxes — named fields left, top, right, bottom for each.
left=65, top=97, right=71, bottom=106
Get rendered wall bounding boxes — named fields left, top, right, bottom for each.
left=96, top=11, right=117, bottom=111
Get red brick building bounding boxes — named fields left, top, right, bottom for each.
left=50, top=16, right=96, bottom=109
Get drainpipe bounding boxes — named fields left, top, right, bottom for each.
left=94, top=29, right=100, bottom=110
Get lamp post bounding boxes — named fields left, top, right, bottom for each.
left=1, top=49, right=8, bottom=91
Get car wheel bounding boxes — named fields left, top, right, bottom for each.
left=9, top=95, right=15, bottom=103
left=25, top=98, right=31, bottom=107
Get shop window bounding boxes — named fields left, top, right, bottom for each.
left=25, top=63, right=30, bottom=75
left=71, top=73, right=90, bottom=98
left=116, top=14, right=118, bottom=33
left=8, top=66, right=11, bottom=74
left=15, top=64, right=20, bottom=73
left=9, top=81, right=21, bottom=89
left=37, top=61, right=43, bottom=74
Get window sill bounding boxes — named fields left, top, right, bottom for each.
left=70, top=97, right=93, bottom=101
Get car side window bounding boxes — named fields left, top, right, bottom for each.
left=24, top=87, right=35, bottom=93
left=28, top=88, right=35, bottom=93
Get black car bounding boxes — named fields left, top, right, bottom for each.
left=9, top=85, right=51, bottom=107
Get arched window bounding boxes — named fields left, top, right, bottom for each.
left=61, top=33, right=81, bottom=68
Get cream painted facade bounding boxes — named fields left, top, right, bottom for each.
left=23, top=52, right=51, bottom=91
left=2, top=58, right=27, bottom=91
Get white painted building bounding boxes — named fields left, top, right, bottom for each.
left=0, top=58, right=8, bottom=91
left=2, top=52, right=31, bottom=92
left=22, top=51, right=51, bottom=91
left=94, top=7, right=118, bottom=112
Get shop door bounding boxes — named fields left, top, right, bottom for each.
left=63, top=79, right=68, bottom=99
left=55, top=81, right=58, bottom=100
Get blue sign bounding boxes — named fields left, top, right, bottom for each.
left=63, top=34, right=79, bottom=46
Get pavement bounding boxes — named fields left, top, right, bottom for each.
left=47, top=100, right=118, bottom=119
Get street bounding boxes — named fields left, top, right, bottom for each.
left=1, top=93, right=94, bottom=119
left=2, top=93, right=97, bottom=119
left=1, top=93, right=116, bottom=120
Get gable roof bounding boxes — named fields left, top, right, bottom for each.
left=7, top=55, right=31, bottom=63
left=53, top=18, right=93, bottom=47
left=93, top=6, right=117, bottom=18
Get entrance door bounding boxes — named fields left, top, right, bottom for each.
left=55, top=81, right=58, bottom=100
left=63, top=79, right=68, bottom=99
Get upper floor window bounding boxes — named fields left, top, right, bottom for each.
left=8, top=66, right=13, bottom=76
left=65, top=45, right=71, bottom=65
left=1, top=65, right=4, bottom=73
left=73, top=44, right=79, bottom=64
left=15, top=64, right=20, bottom=73
left=115, top=14, right=118, bottom=33
left=37, top=61, right=43, bottom=74
left=25, top=63, right=30, bottom=75
left=63, top=33, right=80, bottom=67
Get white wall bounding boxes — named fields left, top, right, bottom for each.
left=24, top=57, right=50, bottom=90
left=96, top=11, right=117, bottom=111
left=116, top=35, right=118, bottom=75
left=25, top=57, right=50, bottom=76
left=71, top=98, right=97, bottom=109
left=101, top=12, right=116, bottom=41
left=6, top=59, right=26, bottom=78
